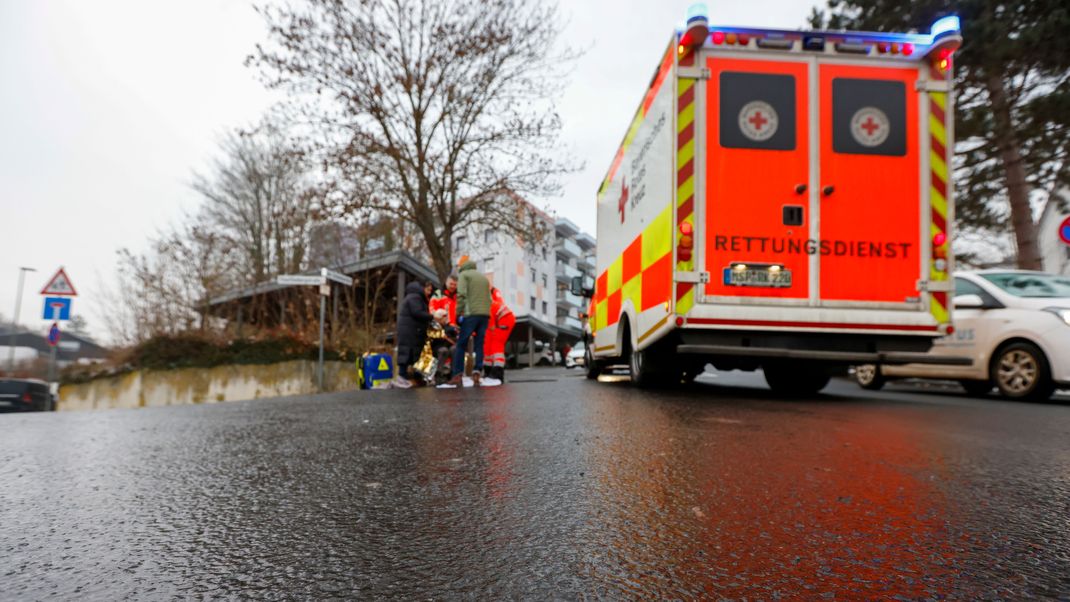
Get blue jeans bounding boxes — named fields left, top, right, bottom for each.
left=452, top=315, right=489, bottom=377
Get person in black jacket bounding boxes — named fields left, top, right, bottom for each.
left=394, top=281, right=433, bottom=388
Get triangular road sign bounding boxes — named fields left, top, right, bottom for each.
left=41, top=267, right=77, bottom=296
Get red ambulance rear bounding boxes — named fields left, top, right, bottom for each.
left=580, top=7, right=968, bottom=393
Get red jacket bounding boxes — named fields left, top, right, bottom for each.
left=429, top=289, right=457, bottom=326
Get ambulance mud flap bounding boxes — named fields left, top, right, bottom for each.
left=676, top=344, right=971, bottom=366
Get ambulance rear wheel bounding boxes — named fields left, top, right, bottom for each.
left=763, top=362, right=830, bottom=396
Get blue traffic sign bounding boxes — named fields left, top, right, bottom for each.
left=42, top=297, right=72, bottom=321
left=47, top=322, right=61, bottom=347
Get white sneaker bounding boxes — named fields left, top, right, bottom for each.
left=480, top=377, right=502, bottom=387
left=393, top=376, right=413, bottom=389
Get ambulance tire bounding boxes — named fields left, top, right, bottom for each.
left=622, top=322, right=667, bottom=388
left=585, top=345, right=603, bottom=380
left=763, top=362, right=831, bottom=396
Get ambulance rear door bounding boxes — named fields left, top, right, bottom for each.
left=697, top=53, right=926, bottom=310
left=815, top=59, right=923, bottom=307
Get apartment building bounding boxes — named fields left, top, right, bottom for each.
left=453, top=198, right=595, bottom=363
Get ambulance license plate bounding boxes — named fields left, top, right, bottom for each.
left=723, top=267, right=793, bottom=288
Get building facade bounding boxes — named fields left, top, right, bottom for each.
left=452, top=198, right=595, bottom=363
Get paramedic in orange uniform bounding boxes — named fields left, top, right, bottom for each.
left=429, top=274, right=458, bottom=326
left=484, top=287, right=515, bottom=382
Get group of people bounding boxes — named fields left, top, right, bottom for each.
left=394, top=256, right=516, bottom=388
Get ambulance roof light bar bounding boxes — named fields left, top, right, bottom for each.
left=679, top=12, right=961, bottom=58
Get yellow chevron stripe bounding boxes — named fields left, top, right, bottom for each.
left=677, top=138, right=695, bottom=172
left=930, top=223, right=944, bottom=238
left=929, top=115, right=946, bottom=146
left=930, top=91, right=946, bottom=112
left=678, top=102, right=695, bottom=133
left=930, top=150, right=948, bottom=183
left=678, top=77, right=695, bottom=98
left=677, top=286, right=695, bottom=315
left=677, top=175, right=694, bottom=206
left=931, top=186, right=947, bottom=219
left=930, top=298, right=949, bottom=323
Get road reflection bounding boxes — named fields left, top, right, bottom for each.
left=578, top=384, right=956, bottom=598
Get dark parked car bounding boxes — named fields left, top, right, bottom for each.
left=0, top=379, right=55, bottom=412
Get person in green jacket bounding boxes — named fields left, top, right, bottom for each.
left=448, top=256, right=492, bottom=386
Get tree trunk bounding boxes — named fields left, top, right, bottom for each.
left=986, top=74, right=1041, bottom=270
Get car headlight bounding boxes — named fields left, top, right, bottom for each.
left=1043, top=307, right=1070, bottom=326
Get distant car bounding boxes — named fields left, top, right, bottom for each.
left=565, top=341, right=586, bottom=368
left=854, top=270, right=1070, bottom=401
left=0, top=379, right=55, bottom=412
left=507, top=341, right=560, bottom=367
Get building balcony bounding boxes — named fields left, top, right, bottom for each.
left=556, top=288, right=583, bottom=308
left=556, top=314, right=583, bottom=331
left=555, top=261, right=581, bottom=283
left=554, top=236, right=582, bottom=259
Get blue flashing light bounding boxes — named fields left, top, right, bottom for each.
left=930, top=15, right=960, bottom=37
left=686, top=2, right=708, bottom=24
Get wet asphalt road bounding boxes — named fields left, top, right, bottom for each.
left=2, top=369, right=1070, bottom=600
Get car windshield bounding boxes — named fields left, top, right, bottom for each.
left=572, top=341, right=585, bottom=352
left=980, top=273, right=1070, bottom=298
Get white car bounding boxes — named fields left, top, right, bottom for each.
left=565, top=341, right=586, bottom=368
left=855, top=270, right=1070, bottom=401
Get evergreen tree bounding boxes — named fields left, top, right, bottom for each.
left=811, top=0, right=1070, bottom=268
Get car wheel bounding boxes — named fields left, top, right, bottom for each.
left=764, top=361, right=831, bottom=396
left=854, top=364, right=886, bottom=390
left=992, top=342, right=1055, bottom=401
left=958, top=380, right=992, bottom=397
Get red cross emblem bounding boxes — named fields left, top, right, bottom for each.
left=739, top=100, right=778, bottom=142
left=850, top=107, right=890, bottom=147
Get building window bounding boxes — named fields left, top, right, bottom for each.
left=454, top=235, right=466, bottom=252
left=484, top=229, right=496, bottom=244
left=542, top=246, right=548, bottom=260
left=530, top=268, right=536, bottom=283
left=542, top=301, right=548, bottom=315
left=542, top=274, right=548, bottom=288
left=530, top=296, right=537, bottom=311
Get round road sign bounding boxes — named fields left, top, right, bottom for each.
left=738, top=100, right=778, bottom=142
left=1060, top=216, right=1070, bottom=245
left=850, top=106, right=891, bottom=147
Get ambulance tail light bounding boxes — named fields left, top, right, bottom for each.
left=678, top=222, right=694, bottom=262
left=711, top=31, right=725, bottom=45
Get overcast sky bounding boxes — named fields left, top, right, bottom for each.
left=0, top=0, right=813, bottom=342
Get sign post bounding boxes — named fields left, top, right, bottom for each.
left=39, top=268, right=77, bottom=389
left=277, top=268, right=353, bottom=391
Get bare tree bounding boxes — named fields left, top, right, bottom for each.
left=192, top=123, right=316, bottom=285
left=251, top=0, right=579, bottom=281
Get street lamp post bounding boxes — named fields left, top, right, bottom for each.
left=7, top=267, right=36, bottom=373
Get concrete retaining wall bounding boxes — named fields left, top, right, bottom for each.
left=58, top=360, right=359, bottom=412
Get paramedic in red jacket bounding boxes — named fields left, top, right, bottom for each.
left=484, top=287, right=515, bottom=382
left=429, top=274, right=458, bottom=326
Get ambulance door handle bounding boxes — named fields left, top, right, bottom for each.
left=822, top=185, right=835, bottom=197
left=794, top=184, right=807, bottom=195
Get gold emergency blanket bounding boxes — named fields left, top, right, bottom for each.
left=412, top=323, right=450, bottom=383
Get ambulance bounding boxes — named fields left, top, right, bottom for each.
left=578, top=7, right=968, bottom=393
